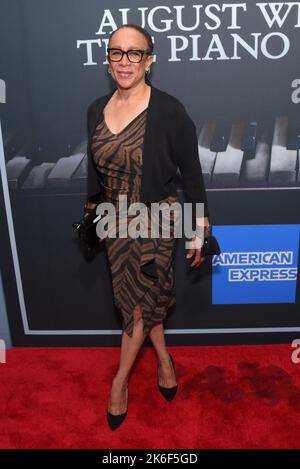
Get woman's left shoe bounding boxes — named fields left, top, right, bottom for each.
left=106, top=386, right=128, bottom=431
left=157, top=353, right=178, bottom=401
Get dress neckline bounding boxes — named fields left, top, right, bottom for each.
left=102, top=107, right=148, bottom=137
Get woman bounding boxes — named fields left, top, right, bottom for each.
left=84, top=24, right=210, bottom=430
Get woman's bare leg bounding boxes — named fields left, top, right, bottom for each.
left=148, top=320, right=177, bottom=388
left=107, top=303, right=147, bottom=415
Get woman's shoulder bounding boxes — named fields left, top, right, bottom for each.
left=86, top=86, right=190, bottom=123
left=87, top=91, right=113, bottom=116
left=87, top=85, right=184, bottom=107
left=151, top=86, right=186, bottom=112
left=152, top=86, right=194, bottom=129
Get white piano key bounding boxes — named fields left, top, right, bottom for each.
left=198, top=120, right=217, bottom=187
left=241, top=138, right=270, bottom=186
left=212, top=122, right=245, bottom=186
left=6, top=156, right=31, bottom=189
left=22, top=162, right=55, bottom=189
left=46, top=153, right=85, bottom=188
left=269, top=116, right=297, bottom=185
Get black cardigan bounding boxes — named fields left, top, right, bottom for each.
left=86, top=85, right=209, bottom=218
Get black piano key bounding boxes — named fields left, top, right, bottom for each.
left=287, top=117, right=300, bottom=150
left=211, top=121, right=245, bottom=186
left=210, top=120, right=231, bottom=152
left=71, top=153, right=88, bottom=189
left=240, top=119, right=274, bottom=186
left=240, top=121, right=258, bottom=153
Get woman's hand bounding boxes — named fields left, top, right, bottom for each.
left=186, top=235, right=207, bottom=267
left=186, top=217, right=210, bottom=268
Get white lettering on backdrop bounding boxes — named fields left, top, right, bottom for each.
left=77, top=3, right=300, bottom=64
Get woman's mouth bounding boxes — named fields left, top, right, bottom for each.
left=117, top=71, right=132, bottom=78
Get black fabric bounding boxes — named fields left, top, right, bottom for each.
left=72, top=209, right=100, bottom=252
left=201, top=235, right=221, bottom=256
left=86, top=85, right=210, bottom=218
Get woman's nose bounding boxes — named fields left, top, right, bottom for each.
left=120, top=52, right=131, bottom=64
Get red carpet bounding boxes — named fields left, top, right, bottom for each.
left=0, top=344, right=300, bottom=449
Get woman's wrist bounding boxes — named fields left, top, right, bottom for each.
left=84, top=201, right=97, bottom=210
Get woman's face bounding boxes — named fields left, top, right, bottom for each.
left=107, top=27, right=153, bottom=89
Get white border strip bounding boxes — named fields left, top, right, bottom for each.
left=26, top=327, right=300, bottom=335
left=1, top=120, right=300, bottom=336
left=0, top=119, right=29, bottom=333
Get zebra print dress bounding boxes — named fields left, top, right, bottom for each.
left=90, top=107, right=178, bottom=338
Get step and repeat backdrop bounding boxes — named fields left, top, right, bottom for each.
left=0, top=0, right=300, bottom=345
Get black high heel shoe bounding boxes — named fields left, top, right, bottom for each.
left=106, top=386, right=128, bottom=431
left=157, top=353, right=178, bottom=401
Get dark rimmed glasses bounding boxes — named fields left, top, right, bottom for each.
left=107, top=48, right=152, bottom=63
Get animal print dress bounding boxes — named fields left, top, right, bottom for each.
left=90, top=107, right=178, bottom=337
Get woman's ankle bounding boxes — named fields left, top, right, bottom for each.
left=157, top=351, right=171, bottom=365
left=112, top=375, right=128, bottom=389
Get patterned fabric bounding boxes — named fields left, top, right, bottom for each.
left=90, top=108, right=178, bottom=337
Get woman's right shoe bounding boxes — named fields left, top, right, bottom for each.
left=106, top=386, right=128, bottom=431
left=157, top=353, right=178, bottom=401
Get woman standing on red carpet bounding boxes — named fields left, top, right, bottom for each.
left=84, top=24, right=210, bottom=430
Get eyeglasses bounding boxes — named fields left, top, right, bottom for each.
left=107, top=48, right=152, bottom=63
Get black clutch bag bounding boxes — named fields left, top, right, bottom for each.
left=188, top=225, right=221, bottom=257
left=201, top=233, right=221, bottom=256
left=72, top=206, right=101, bottom=253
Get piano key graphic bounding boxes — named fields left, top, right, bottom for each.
left=6, top=156, right=32, bottom=189
left=210, top=119, right=231, bottom=152
left=22, top=162, right=56, bottom=190
left=240, top=138, right=270, bottom=186
left=269, top=116, right=298, bottom=186
left=287, top=117, right=300, bottom=150
left=198, top=120, right=217, bottom=187
left=239, top=120, right=274, bottom=187
left=211, top=121, right=245, bottom=187
left=4, top=115, right=300, bottom=193
left=71, top=153, right=88, bottom=189
left=45, top=153, right=85, bottom=189
left=241, top=121, right=258, bottom=153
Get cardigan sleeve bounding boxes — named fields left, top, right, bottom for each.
left=86, top=102, right=103, bottom=204
left=173, top=103, right=210, bottom=221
